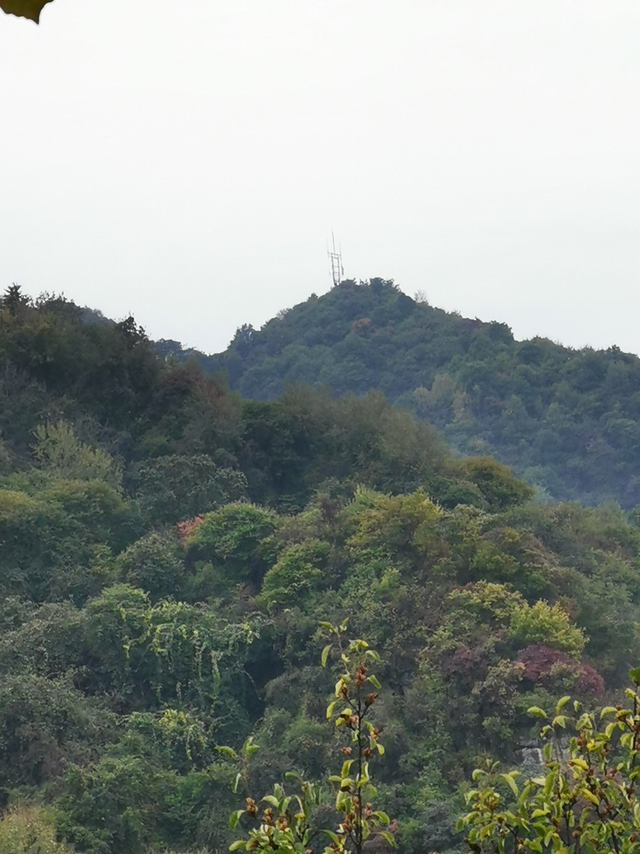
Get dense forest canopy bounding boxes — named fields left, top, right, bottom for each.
left=174, top=278, right=640, bottom=508
left=2, top=285, right=640, bottom=854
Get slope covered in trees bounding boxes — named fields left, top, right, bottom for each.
left=190, top=279, right=640, bottom=508
left=2, top=287, right=640, bottom=854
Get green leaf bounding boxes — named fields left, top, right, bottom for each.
left=319, top=621, right=335, bottom=631
left=326, top=700, right=337, bottom=720
left=555, top=696, right=571, bottom=715
left=367, top=674, right=381, bottom=689
left=357, top=763, right=369, bottom=787
left=0, top=0, right=53, bottom=22
left=285, top=770, right=302, bottom=780
left=242, top=736, right=260, bottom=756
left=294, top=793, right=309, bottom=818
left=570, top=757, right=589, bottom=771
left=229, top=810, right=245, bottom=830
left=321, top=644, right=332, bottom=668
left=600, top=706, right=618, bottom=718
left=528, top=706, right=548, bottom=719
left=341, top=759, right=354, bottom=777
left=229, top=841, right=246, bottom=851
left=216, top=745, right=238, bottom=759
left=233, top=773, right=243, bottom=793
left=500, top=773, right=519, bottom=798
left=629, top=667, right=640, bottom=684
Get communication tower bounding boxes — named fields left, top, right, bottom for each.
left=328, top=233, right=344, bottom=288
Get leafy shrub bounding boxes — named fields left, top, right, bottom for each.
left=516, top=643, right=604, bottom=697
left=116, top=530, right=185, bottom=599
left=32, top=421, right=122, bottom=489
left=0, top=674, right=106, bottom=787
left=260, top=540, right=329, bottom=607
left=508, top=600, right=585, bottom=657
left=132, top=454, right=247, bottom=525
left=184, top=503, right=278, bottom=587
left=0, top=804, right=72, bottom=854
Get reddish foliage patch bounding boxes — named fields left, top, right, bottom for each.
left=517, top=643, right=604, bottom=698
left=440, top=643, right=489, bottom=687
left=176, top=515, right=204, bottom=544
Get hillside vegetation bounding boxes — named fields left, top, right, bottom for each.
left=185, top=279, right=640, bottom=508
left=2, top=286, right=640, bottom=854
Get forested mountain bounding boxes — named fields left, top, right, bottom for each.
left=182, top=279, right=640, bottom=508
left=2, top=286, right=640, bottom=854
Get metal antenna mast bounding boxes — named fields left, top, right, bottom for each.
left=328, top=233, right=344, bottom=287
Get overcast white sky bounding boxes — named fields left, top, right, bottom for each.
left=1, top=0, right=639, bottom=354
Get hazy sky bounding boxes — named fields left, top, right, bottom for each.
left=1, top=0, right=640, bottom=354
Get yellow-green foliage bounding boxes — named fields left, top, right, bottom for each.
left=447, top=580, right=524, bottom=626
left=457, top=456, right=534, bottom=511
left=32, top=421, right=122, bottom=489
left=346, top=489, right=444, bottom=565
left=184, top=502, right=278, bottom=585
left=0, top=489, right=40, bottom=518
left=0, top=805, right=72, bottom=853
left=507, top=599, right=586, bottom=658
left=442, top=581, right=586, bottom=657
left=260, top=539, right=329, bottom=607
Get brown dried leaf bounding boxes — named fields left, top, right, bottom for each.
left=0, top=0, right=54, bottom=23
